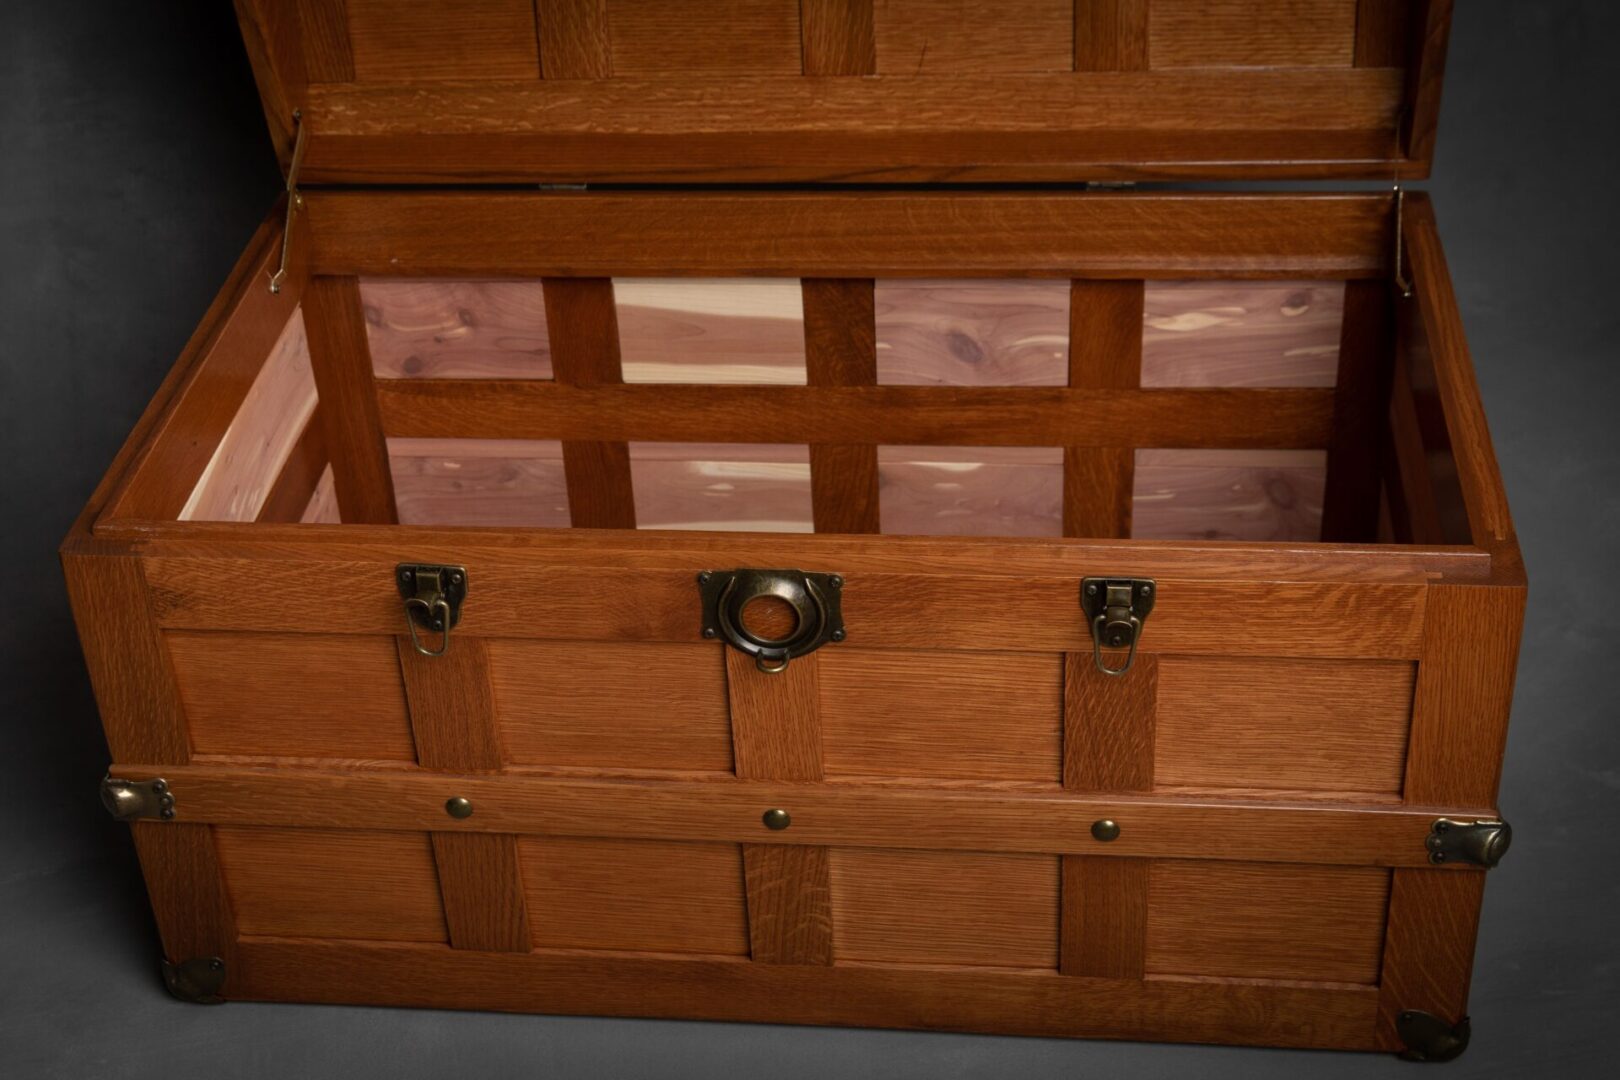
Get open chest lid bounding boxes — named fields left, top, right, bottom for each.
left=236, top=0, right=1453, bottom=185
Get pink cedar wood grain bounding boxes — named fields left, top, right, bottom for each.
left=875, top=279, right=1070, bottom=387
left=361, top=279, right=553, bottom=380
left=615, top=278, right=806, bottom=385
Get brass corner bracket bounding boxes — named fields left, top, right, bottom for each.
left=1427, top=818, right=1512, bottom=868
left=161, top=957, right=226, bottom=1004
left=1397, top=1010, right=1471, bottom=1062
left=100, top=776, right=174, bottom=821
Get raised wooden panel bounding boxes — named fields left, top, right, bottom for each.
left=616, top=279, right=806, bottom=385
left=1145, top=861, right=1390, bottom=985
left=1132, top=448, right=1327, bottom=541
left=519, top=837, right=750, bottom=955
left=344, top=0, right=541, bottom=81
left=216, top=826, right=447, bottom=942
left=1149, top=0, right=1358, bottom=69
left=830, top=848, right=1060, bottom=968
left=168, top=631, right=414, bottom=760
left=182, top=308, right=315, bottom=523
left=1155, top=655, right=1414, bottom=795
left=491, top=640, right=734, bottom=772
left=388, top=438, right=571, bottom=527
left=875, top=279, right=1068, bottom=387
left=361, top=280, right=552, bottom=380
left=878, top=446, right=1063, bottom=537
left=606, top=0, right=803, bottom=74
left=631, top=442, right=813, bottom=532
left=1141, top=280, right=1344, bottom=388
left=873, top=0, right=1073, bottom=74
left=819, top=649, right=1062, bottom=782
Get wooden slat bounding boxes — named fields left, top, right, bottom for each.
left=233, top=0, right=307, bottom=162
left=873, top=0, right=1072, bottom=75
left=536, top=0, right=612, bottom=78
left=1402, top=0, right=1453, bottom=169
left=63, top=553, right=191, bottom=763
left=725, top=643, right=834, bottom=965
left=1376, top=868, right=1484, bottom=1051
left=1386, top=355, right=1445, bottom=545
left=306, top=191, right=1391, bottom=278
left=399, top=636, right=531, bottom=952
left=343, top=0, right=540, bottom=81
left=1150, top=0, right=1357, bottom=69
left=147, top=561, right=1431, bottom=661
left=131, top=824, right=239, bottom=975
left=1064, top=280, right=1143, bottom=538
left=295, top=70, right=1410, bottom=184
left=377, top=382, right=1337, bottom=450
left=362, top=279, right=553, bottom=380
left=295, top=0, right=355, bottom=82
left=1061, top=856, right=1147, bottom=978
left=804, top=279, right=879, bottom=533
left=237, top=937, right=1381, bottom=1048
left=607, top=0, right=802, bottom=75
left=1354, top=0, right=1410, bottom=67
left=303, top=276, right=397, bottom=524
left=256, top=405, right=329, bottom=523
left=1322, top=279, right=1393, bottom=541
left=800, top=0, right=875, bottom=75
left=543, top=278, right=635, bottom=528
left=1063, top=654, right=1157, bottom=792
left=1073, top=0, right=1148, bottom=71
left=114, top=764, right=1479, bottom=867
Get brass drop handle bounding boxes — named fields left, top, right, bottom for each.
left=1080, top=578, right=1155, bottom=677
left=698, top=569, right=846, bottom=673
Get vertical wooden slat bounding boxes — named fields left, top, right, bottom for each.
left=1064, top=280, right=1144, bottom=538
left=1060, top=651, right=1157, bottom=978
left=295, top=0, right=356, bottom=82
left=1377, top=580, right=1523, bottom=1047
left=1402, top=0, right=1454, bottom=167
left=804, top=279, right=880, bottom=534
left=399, top=638, right=531, bottom=953
left=724, top=648, right=834, bottom=964
left=131, top=824, right=240, bottom=975
left=1322, top=280, right=1394, bottom=542
left=304, top=276, right=397, bottom=524
left=1074, top=0, right=1149, bottom=71
left=801, top=0, right=876, bottom=75
left=233, top=0, right=308, bottom=161
left=543, top=278, right=636, bottom=528
left=1354, top=0, right=1410, bottom=67
left=537, top=0, right=613, bottom=79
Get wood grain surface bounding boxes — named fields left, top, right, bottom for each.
left=1149, top=0, right=1357, bottom=68
left=1062, top=856, right=1149, bottom=978
left=304, top=276, right=398, bottom=524
left=362, top=279, right=552, bottom=380
left=616, top=278, right=806, bottom=385
left=1141, top=280, right=1344, bottom=388
left=1065, top=279, right=1144, bottom=539
left=1064, top=654, right=1158, bottom=792
left=875, top=279, right=1069, bottom=387
left=805, top=278, right=881, bottom=533
left=388, top=438, right=571, bottom=527
left=877, top=445, right=1063, bottom=538
left=1132, top=448, right=1327, bottom=542
left=872, top=0, right=1073, bottom=74
left=801, top=0, right=876, bottom=75
left=344, top=0, right=541, bottom=81
left=630, top=442, right=813, bottom=533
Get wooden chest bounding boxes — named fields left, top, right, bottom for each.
left=66, top=0, right=1523, bottom=1061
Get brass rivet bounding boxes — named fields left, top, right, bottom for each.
left=762, top=808, right=791, bottom=831
left=1091, top=819, right=1120, bottom=842
left=445, top=797, right=473, bottom=820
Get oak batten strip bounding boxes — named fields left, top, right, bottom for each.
left=131, top=824, right=240, bottom=981
left=257, top=404, right=329, bottom=523
left=536, top=0, right=612, bottom=79
left=1322, top=280, right=1394, bottom=542
left=1403, top=1, right=1454, bottom=171
left=303, top=276, right=397, bottom=524
left=804, top=280, right=879, bottom=533
left=801, top=0, right=875, bottom=76
left=399, top=639, right=531, bottom=953
left=377, top=383, right=1337, bottom=450
left=543, top=278, right=636, bottom=529
left=1064, top=280, right=1144, bottom=538
left=1061, top=856, right=1147, bottom=979
left=1074, top=0, right=1148, bottom=71
left=1376, top=868, right=1484, bottom=1051
left=294, top=0, right=355, bottom=82
left=724, top=648, right=835, bottom=965
left=1354, top=0, right=1410, bottom=68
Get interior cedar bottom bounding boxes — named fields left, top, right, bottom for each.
left=63, top=0, right=1525, bottom=1061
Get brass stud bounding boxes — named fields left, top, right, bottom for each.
left=762, top=808, right=791, bottom=831
left=445, top=796, right=474, bottom=820
left=1091, top=818, right=1121, bottom=842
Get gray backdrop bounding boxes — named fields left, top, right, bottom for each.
left=2, top=3, right=1615, bottom=1076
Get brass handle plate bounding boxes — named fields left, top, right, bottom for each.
left=698, top=569, right=846, bottom=673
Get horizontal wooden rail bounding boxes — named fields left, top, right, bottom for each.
left=111, top=765, right=1490, bottom=868
left=304, top=191, right=1391, bottom=279
left=297, top=70, right=1410, bottom=184
left=375, top=382, right=1337, bottom=450
left=235, top=938, right=1380, bottom=1049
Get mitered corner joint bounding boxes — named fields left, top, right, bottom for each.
left=1426, top=817, right=1512, bottom=868
left=100, top=776, right=175, bottom=821
left=161, top=956, right=226, bottom=1005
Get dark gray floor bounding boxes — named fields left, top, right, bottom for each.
left=3, top=3, right=1617, bottom=1077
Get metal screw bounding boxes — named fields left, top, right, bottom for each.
left=445, top=797, right=474, bottom=820
left=762, top=808, right=791, bottom=831
left=831, top=628, right=846, bottom=642
left=401, top=570, right=413, bottom=581
left=1091, top=819, right=1121, bottom=842
left=828, top=575, right=844, bottom=589
left=697, top=571, right=713, bottom=585
left=1434, top=820, right=1451, bottom=833
left=152, top=780, right=167, bottom=794
left=209, top=958, right=224, bottom=971
left=160, top=808, right=175, bottom=820
left=451, top=572, right=463, bottom=584
left=702, top=627, right=718, bottom=639
left=1140, top=585, right=1152, bottom=596
left=1086, top=584, right=1098, bottom=595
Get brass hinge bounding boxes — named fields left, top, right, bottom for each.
left=100, top=776, right=175, bottom=821
left=268, top=110, right=308, bottom=295
left=1426, top=817, right=1512, bottom=868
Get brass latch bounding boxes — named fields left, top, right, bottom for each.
left=1426, top=817, right=1512, bottom=868
left=100, top=776, right=174, bottom=821
left=397, top=564, right=468, bottom=657
left=1080, top=578, right=1155, bottom=677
